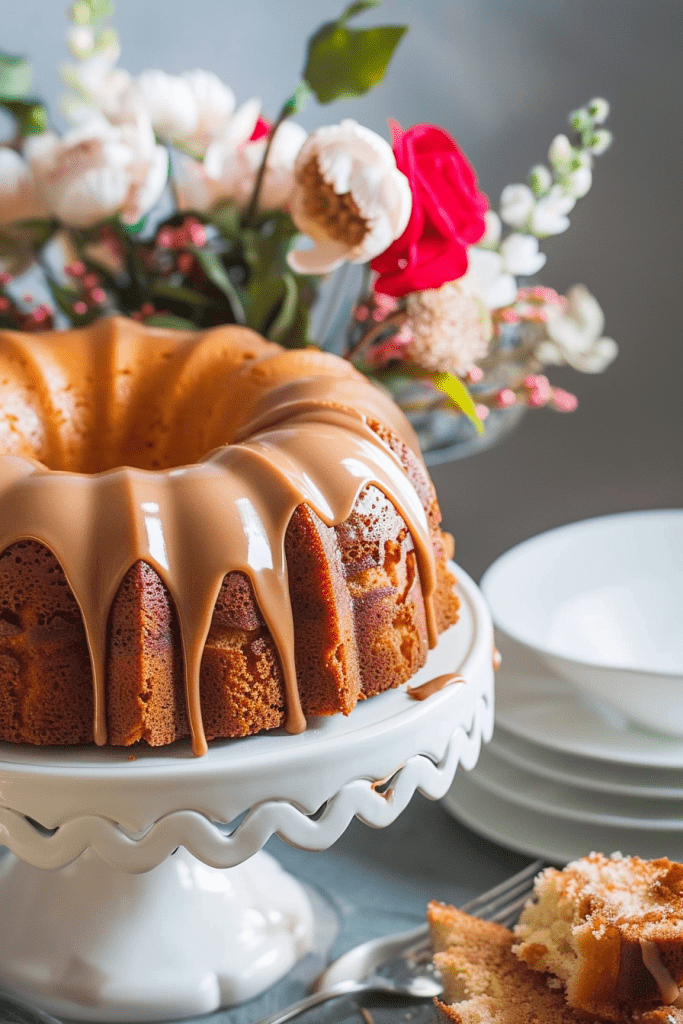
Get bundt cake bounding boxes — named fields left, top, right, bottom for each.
left=0, top=316, right=459, bottom=754
left=513, top=853, right=683, bottom=1021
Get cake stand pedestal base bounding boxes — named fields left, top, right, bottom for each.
left=0, top=565, right=493, bottom=1022
left=0, top=846, right=313, bottom=1022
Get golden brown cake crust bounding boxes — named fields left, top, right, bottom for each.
left=0, top=318, right=459, bottom=750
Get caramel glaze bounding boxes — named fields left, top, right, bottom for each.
left=0, top=319, right=442, bottom=755
left=406, top=673, right=465, bottom=701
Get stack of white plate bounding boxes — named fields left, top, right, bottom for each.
left=443, top=635, right=683, bottom=864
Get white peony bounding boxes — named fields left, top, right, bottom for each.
left=128, top=70, right=199, bottom=142
left=535, top=284, right=618, bottom=372
left=0, top=148, right=48, bottom=224
left=287, top=119, right=411, bottom=275
left=180, top=70, right=237, bottom=152
left=205, top=121, right=307, bottom=211
left=26, top=115, right=168, bottom=228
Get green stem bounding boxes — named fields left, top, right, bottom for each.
left=244, top=83, right=310, bottom=226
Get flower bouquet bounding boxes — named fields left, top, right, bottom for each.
left=0, top=0, right=616, bottom=460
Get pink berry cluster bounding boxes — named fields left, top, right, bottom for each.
left=492, top=374, right=577, bottom=414
left=65, top=261, right=109, bottom=317
left=0, top=273, right=55, bottom=333
left=145, top=217, right=208, bottom=278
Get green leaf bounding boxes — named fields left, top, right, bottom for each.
left=191, top=248, right=246, bottom=324
left=267, top=273, right=299, bottom=344
left=208, top=202, right=242, bottom=240
left=339, top=1, right=381, bottom=23
left=0, top=97, right=48, bottom=135
left=433, top=372, right=484, bottom=434
left=0, top=52, right=33, bottom=98
left=303, top=6, right=407, bottom=104
left=150, top=281, right=213, bottom=307
left=145, top=313, right=198, bottom=330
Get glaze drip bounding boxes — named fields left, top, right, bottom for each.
left=0, top=320, right=443, bottom=754
left=406, top=673, right=464, bottom=701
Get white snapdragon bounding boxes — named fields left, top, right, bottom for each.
left=287, top=119, right=411, bottom=275
left=499, top=233, right=546, bottom=275
left=25, top=115, right=168, bottom=228
left=530, top=185, right=576, bottom=236
left=478, top=210, right=502, bottom=249
left=535, top=284, right=618, bottom=372
left=464, top=248, right=517, bottom=309
left=464, top=233, right=545, bottom=309
left=500, top=183, right=536, bottom=229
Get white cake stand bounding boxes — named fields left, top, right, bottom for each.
left=0, top=564, right=493, bottom=1022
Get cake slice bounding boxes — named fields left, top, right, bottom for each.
left=428, top=901, right=581, bottom=1022
left=429, top=898, right=683, bottom=1023
left=512, top=853, right=683, bottom=1022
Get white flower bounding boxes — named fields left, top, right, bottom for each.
left=180, top=70, right=237, bottom=152
left=529, top=164, right=552, bottom=194
left=0, top=148, right=48, bottom=224
left=566, top=165, right=592, bottom=198
left=61, top=39, right=130, bottom=125
left=548, top=133, right=572, bottom=167
left=406, top=278, right=492, bottom=375
left=530, top=185, right=575, bottom=236
left=588, top=97, right=610, bottom=124
left=479, top=209, right=502, bottom=248
left=535, top=284, right=618, bottom=372
left=499, top=233, right=547, bottom=276
left=129, top=70, right=198, bottom=142
left=174, top=152, right=216, bottom=213
left=26, top=116, right=168, bottom=228
left=499, top=183, right=535, bottom=229
left=287, top=119, right=411, bottom=275
left=205, top=121, right=307, bottom=211
left=463, top=247, right=517, bottom=310
left=590, top=129, right=613, bottom=155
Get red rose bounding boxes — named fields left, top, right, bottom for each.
left=371, top=122, right=488, bottom=297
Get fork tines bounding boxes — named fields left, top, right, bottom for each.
left=460, top=858, right=544, bottom=929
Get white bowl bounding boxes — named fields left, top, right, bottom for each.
left=481, top=510, right=683, bottom=737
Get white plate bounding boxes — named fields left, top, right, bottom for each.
left=491, top=726, right=683, bottom=798
left=469, top=744, right=683, bottom=829
left=494, top=636, right=683, bottom=768
left=442, top=771, right=683, bottom=865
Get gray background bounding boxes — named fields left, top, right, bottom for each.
left=4, top=0, right=682, bottom=580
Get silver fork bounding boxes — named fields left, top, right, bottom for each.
left=252, top=858, right=544, bottom=1024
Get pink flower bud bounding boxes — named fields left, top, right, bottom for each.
left=495, top=388, right=517, bottom=408
left=474, top=403, right=490, bottom=421
left=73, top=301, right=88, bottom=315
left=551, top=388, right=579, bottom=412
left=65, top=261, right=86, bottom=277
left=90, top=288, right=107, bottom=304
